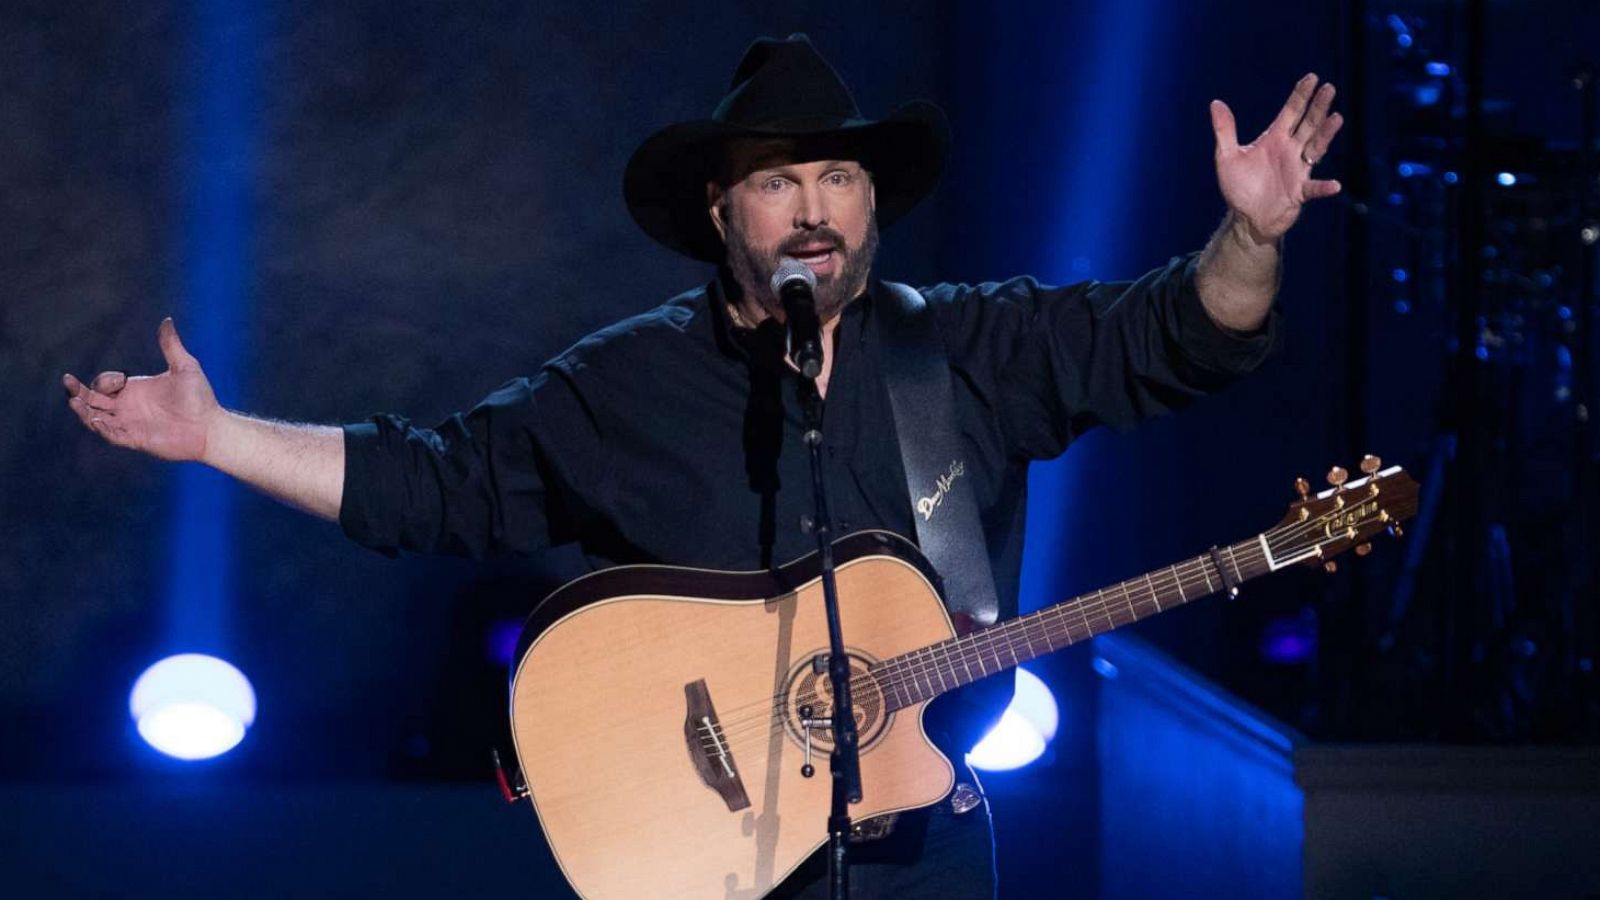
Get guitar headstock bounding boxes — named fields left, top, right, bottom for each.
left=1265, top=455, right=1420, bottom=572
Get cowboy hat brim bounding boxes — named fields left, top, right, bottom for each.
left=623, top=99, right=949, bottom=263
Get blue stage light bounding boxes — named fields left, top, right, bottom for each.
left=966, top=667, right=1059, bottom=772
left=1496, top=172, right=1517, bottom=187
left=129, top=654, right=256, bottom=761
left=487, top=618, right=522, bottom=668
left=1425, top=61, right=1452, bottom=77
left=1259, top=611, right=1318, bottom=664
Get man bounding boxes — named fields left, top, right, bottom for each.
left=63, top=34, right=1341, bottom=899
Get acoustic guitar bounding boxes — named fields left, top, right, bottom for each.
left=508, top=458, right=1418, bottom=898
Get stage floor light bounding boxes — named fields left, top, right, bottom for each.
left=966, top=667, right=1059, bottom=772
left=129, top=654, right=256, bottom=761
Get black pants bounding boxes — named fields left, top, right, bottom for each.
left=766, top=794, right=997, bottom=899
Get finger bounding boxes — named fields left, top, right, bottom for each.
left=91, top=371, right=128, bottom=395
left=1294, top=82, right=1336, bottom=140
left=1269, top=73, right=1318, bottom=136
left=70, top=395, right=128, bottom=445
left=67, top=393, right=113, bottom=432
left=158, top=317, right=198, bottom=370
left=1302, top=112, right=1344, bottom=164
left=63, top=373, right=84, bottom=398
left=1209, top=100, right=1239, bottom=155
left=1304, top=179, right=1342, bottom=201
left=83, top=386, right=119, bottom=412
left=88, top=414, right=121, bottom=444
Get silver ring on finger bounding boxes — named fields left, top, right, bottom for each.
left=1301, top=148, right=1319, bottom=167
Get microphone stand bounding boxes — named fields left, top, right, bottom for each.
left=796, top=372, right=862, bottom=900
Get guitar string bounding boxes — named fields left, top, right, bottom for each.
left=704, top=498, right=1390, bottom=753
left=701, top=500, right=1375, bottom=750
left=701, top=539, right=1261, bottom=751
left=853, top=492, right=1403, bottom=716
left=701, top=549, right=1243, bottom=749
left=697, top=494, right=1400, bottom=751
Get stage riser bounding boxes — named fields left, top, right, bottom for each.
left=1095, top=634, right=1600, bottom=900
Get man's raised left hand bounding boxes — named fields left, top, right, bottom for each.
left=1208, top=74, right=1344, bottom=244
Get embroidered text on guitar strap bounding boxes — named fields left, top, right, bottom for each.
left=877, top=281, right=1000, bottom=626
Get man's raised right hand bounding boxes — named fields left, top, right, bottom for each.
left=63, top=318, right=221, bottom=463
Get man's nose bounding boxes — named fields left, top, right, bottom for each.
left=793, top=182, right=829, bottom=229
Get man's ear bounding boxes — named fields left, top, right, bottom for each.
left=706, top=182, right=728, bottom=242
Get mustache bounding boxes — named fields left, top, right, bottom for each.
left=776, top=229, right=846, bottom=258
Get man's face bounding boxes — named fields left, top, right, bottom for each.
left=708, top=140, right=879, bottom=323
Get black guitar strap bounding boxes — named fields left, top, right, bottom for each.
left=876, top=281, right=1000, bottom=627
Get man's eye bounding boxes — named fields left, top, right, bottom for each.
left=762, top=177, right=790, bottom=192
left=826, top=172, right=853, bottom=186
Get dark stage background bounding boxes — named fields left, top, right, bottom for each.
left=3, top=0, right=1597, bottom=897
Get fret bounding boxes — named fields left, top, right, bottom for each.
left=930, top=648, right=949, bottom=695
left=1120, top=580, right=1137, bottom=622
left=1170, top=565, right=1184, bottom=605
left=913, top=648, right=933, bottom=700
left=1101, top=588, right=1120, bottom=631
left=1016, top=621, right=1035, bottom=663
left=985, top=639, right=1005, bottom=676
left=1201, top=558, right=1215, bottom=593
left=958, top=644, right=975, bottom=685
left=1076, top=594, right=1098, bottom=637
left=1062, top=603, right=1086, bottom=645
left=1041, top=608, right=1062, bottom=651
left=1052, top=606, right=1074, bottom=649
left=1144, top=572, right=1159, bottom=613
left=1226, top=545, right=1244, bottom=583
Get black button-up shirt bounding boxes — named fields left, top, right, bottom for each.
left=339, top=253, right=1275, bottom=746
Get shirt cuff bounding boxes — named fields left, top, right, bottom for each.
left=338, top=421, right=400, bottom=557
left=1172, top=254, right=1279, bottom=375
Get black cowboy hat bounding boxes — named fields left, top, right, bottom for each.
left=623, top=33, right=950, bottom=262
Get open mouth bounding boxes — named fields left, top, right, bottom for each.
left=786, top=246, right=838, bottom=275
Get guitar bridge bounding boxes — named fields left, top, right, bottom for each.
left=684, top=679, right=750, bottom=812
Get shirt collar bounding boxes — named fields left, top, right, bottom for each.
left=705, top=267, right=876, bottom=363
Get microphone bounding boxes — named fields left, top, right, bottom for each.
left=771, top=258, right=823, bottom=380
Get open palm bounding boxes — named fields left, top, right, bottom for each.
left=1210, top=74, right=1344, bottom=242
left=64, top=318, right=220, bottom=462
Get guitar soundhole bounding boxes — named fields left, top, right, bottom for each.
left=781, top=652, right=890, bottom=752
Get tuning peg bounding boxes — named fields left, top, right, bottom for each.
left=1327, top=466, right=1349, bottom=488
left=1323, top=560, right=1338, bottom=574
left=1388, top=523, right=1404, bottom=538
left=1295, top=477, right=1310, bottom=501
left=1360, top=455, right=1382, bottom=476
left=1355, top=543, right=1372, bottom=556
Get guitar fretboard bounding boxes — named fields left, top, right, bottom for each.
left=871, top=537, right=1272, bottom=711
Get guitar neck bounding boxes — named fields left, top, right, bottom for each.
left=875, top=535, right=1271, bottom=711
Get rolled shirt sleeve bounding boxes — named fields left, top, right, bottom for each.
left=338, top=371, right=599, bottom=559
left=925, top=252, right=1278, bottom=462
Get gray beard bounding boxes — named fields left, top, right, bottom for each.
left=723, top=212, right=879, bottom=323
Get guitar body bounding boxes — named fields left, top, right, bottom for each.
left=509, top=531, right=959, bottom=900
